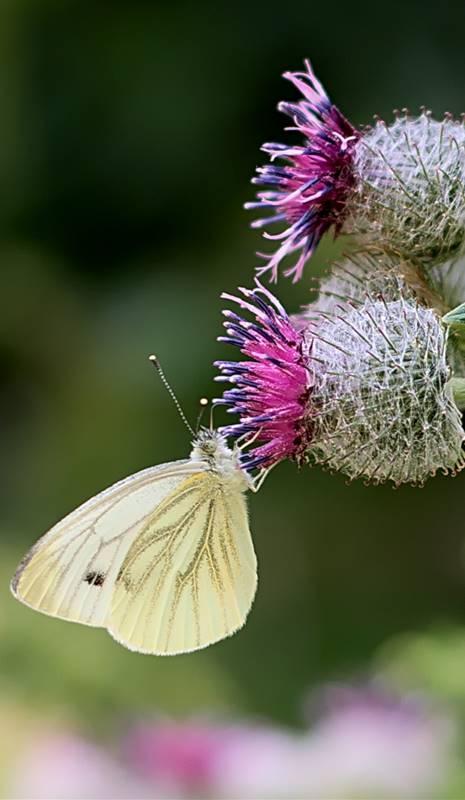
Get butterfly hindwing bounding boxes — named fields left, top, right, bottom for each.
left=108, top=470, right=257, bottom=655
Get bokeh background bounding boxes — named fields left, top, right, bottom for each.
left=2, top=1, right=465, bottom=797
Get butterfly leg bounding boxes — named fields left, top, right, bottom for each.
left=233, top=427, right=263, bottom=452
left=249, top=463, right=277, bottom=493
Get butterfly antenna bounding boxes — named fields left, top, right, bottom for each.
left=148, top=354, right=195, bottom=437
left=195, top=397, right=209, bottom=432
left=209, top=400, right=215, bottom=431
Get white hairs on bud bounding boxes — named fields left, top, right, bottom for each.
left=307, top=292, right=465, bottom=486
left=294, top=249, right=445, bottom=326
left=347, top=114, right=465, bottom=265
left=295, top=248, right=465, bottom=382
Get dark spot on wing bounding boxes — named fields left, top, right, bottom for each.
left=84, top=570, right=105, bottom=587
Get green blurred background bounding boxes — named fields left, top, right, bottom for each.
left=1, top=0, right=465, bottom=790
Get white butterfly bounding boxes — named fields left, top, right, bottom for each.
left=11, top=425, right=259, bottom=656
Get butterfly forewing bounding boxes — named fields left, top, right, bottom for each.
left=108, top=471, right=257, bottom=655
left=11, top=460, right=200, bottom=626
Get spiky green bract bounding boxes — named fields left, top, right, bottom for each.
left=430, top=254, right=465, bottom=311
left=428, top=255, right=465, bottom=377
left=446, top=377, right=465, bottom=410
left=305, top=292, right=465, bottom=486
left=347, top=114, right=465, bottom=265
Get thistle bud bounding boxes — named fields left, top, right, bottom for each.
left=295, top=249, right=465, bottom=384
left=308, top=293, right=465, bottom=486
left=347, top=114, right=465, bottom=266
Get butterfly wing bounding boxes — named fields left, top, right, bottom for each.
left=108, top=471, right=257, bottom=655
left=10, top=460, right=201, bottom=627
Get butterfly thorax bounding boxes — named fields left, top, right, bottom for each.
left=190, top=429, right=250, bottom=492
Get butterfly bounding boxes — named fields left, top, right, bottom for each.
left=11, top=359, right=260, bottom=655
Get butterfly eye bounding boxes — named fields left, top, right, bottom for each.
left=202, top=441, right=217, bottom=455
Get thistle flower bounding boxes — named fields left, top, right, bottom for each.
left=348, top=112, right=465, bottom=265
left=306, top=292, right=465, bottom=486
left=214, top=282, right=314, bottom=470
left=215, top=276, right=464, bottom=484
left=246, top=60, right=359, bottom=282
left=248, top=62, right=465, bottom=280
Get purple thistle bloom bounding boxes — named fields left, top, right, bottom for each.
left=215, top=282, right=314, bottom=470
left=246, top=60, right=359, bottom=282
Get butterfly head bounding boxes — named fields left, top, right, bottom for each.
left=191, top=428, right=229, bottom=459
left=190, top=429, right=251, bottom=489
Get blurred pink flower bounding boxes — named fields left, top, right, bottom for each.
left=9, top=730, right=153, bottom=800
left=124, top=720, right=238, bottom=796
left=213, top=725, right=310, bottom=799
left=299, top=685, right=455, bottom=798
left=6, top=689, right=456, bottom=800
left=125, top=719, right=308, bottom=799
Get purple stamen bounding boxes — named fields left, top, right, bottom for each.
left=247, top=60, right=360, bottom=282
left=215, top=281, right=315, bottom=469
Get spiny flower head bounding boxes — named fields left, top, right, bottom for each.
left=214, top=282, right=314, bottom=470
left=306, top=291, right=465, bottom=486
left=246, top=60, right=359, bottom=282
left=348, top=112, right=465, bottom=265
